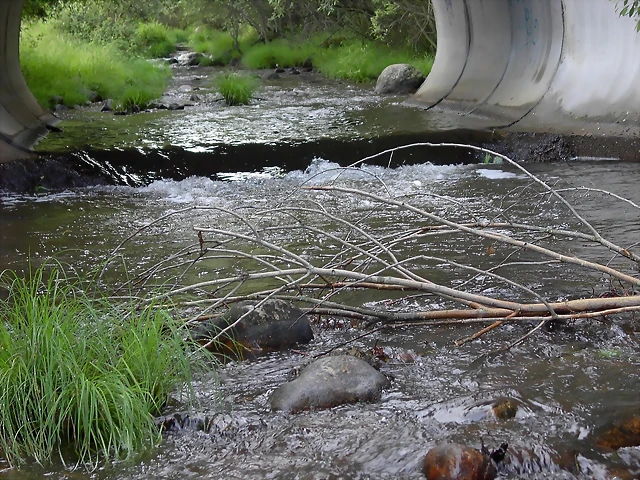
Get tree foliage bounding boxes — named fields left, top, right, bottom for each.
left=618, top=0, right=640, bottom=30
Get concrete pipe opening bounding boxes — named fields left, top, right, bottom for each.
left=0, top=0, right=59, bottom=163
left=407, top=0, right=640, bottom=138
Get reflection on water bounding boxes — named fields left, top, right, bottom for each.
left=36, top=73, right=469, bottom=154
left=1, top=158, right=640, bottom=478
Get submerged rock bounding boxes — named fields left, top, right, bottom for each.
left=375, top=64, right=425, bottom=95
left=423, top=443, right=496, bottom=480
left=192, top=299, right=313, bottom=359
left=262, top=71, right=281, bottom=80
left=270, top=354, right=390, bottom=413
left=597, top=415, right=640, bottom=449
left=491, top=398, right=519, bottom=420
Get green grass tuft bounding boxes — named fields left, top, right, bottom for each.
left=0, top=263, right=206, bottom=469
left=20, top=21, right=170, bottom=108
left=313, top=39, right=433, bottom=82
left=135, top=22, right=176, bottom=58
left=215, top=72, right=258, bottom=106
left=116, top=88, right=155, bottom=113
left=241, top=39, right=314, bottom=69
left=188, top=27, right=257, bottom=65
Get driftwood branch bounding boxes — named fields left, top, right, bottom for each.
left=111, top=143, right=640, bottom=355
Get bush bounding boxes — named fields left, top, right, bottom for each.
left=314, top=39, right=434, bottom=82
left=188, top=26, right=257, bottom=64
left=20, top=21, right=170, bottom=108
left=135, top=22, right=176, bottom=58
left=241, top=38, right=314, bottom=69
left=0, top=264, right=207, bottom=469
left=215, top=72, right=258, bottom=106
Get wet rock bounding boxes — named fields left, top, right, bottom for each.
left=178, top=51, right=204, bottom=66
left=275, top=66, right=286, bottom=73
left=101, top=98, right=113, bottom=112
left=597, top=415, right=640, bottom=449
left=178, top=84, right=193, bottom=93
left=155, top=413, right=207, bottom=432
left=423, top=443, right=496, bottom=480
left=167, top=57, right=179, bottom=65
left=262, top=71, right=281, bottom=80
left=491, top=398, right=519, bottom=420
left=375, top=64, right=425, bottom=95
left=270, top=355, right=390, bottom=413
left=54, top=103, right=69, bottom=112
left=0, top=158, right=109, bottom=193
left=484, top=132, right=574, bottom=162
left=192, top=299, right=313, bottom=358
left=330, top=346, right=381, bottom=369
left=289, top=67, right=300, bottom=75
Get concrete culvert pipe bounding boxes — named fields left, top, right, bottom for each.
left=407, top=0, right=640, bottom=138
left=0, top=0, right=59, bottom=163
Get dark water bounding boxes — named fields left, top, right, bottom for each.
left=2, top=68, right=640, bottom=479
left=1, top=158, right=640, bottom=480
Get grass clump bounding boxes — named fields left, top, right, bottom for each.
left=189, top=27, right=257, bottom=65
left=134, top=22, right=176, bottom=58
left=241, top=38, right=314, bottom=69
left=20, top=21, right=170, bottom=108
left=215, top=72, right=258, bottom=106
left=314, top=39, right=433, bottom=82
left=0, top=264, right=205, bottom=469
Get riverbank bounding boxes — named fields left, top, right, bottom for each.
left=20, top=17, right=433, bottom=113
left=4, top=57, right=640, bottom=193
left=20, top=21, right=171, bottom=110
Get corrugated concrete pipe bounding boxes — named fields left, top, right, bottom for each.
left=407, top=0, right=640, bottom=137
left=0, top=0, right=59, bottom=163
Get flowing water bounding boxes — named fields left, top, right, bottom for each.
left=1, top=67, right=640, bottom=479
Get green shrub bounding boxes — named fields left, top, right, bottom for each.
left=241, top=39, right=314, bottom=69
left=215, top=72, right=258, bottom=106
left=167, top=28, right=190, bottom=45
left=188, top=26, right=257, bottom=65
left=314, top=39, right=434, bottom=82
left=0, top=264, right=207, bottom=469
left=135, top=22, right=175, bottom=58
left=116, top=88, right=155, bottom=113
left=20, top=21, right=170, bottom=108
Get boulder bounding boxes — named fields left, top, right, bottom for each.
left=423, top=444, right=496, bottom=480
left=375, top=64, right=425, bottom=95
left=270, top=355, right=390, bottom=413
left=192, top=299, right=313, bottom=359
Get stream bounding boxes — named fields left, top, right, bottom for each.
left=1, top=64, right=640, bottom=479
